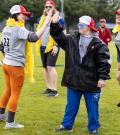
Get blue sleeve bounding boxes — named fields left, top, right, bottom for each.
left=59, top=18, right=65, bottom=27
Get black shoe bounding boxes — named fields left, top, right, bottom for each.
left=117, top=102, right=120, bottom=107
left=55, top=125, right=73, bottom=133
left=48, top=90, right=59, bottom=97
left=41, top=89, right=52, bottom=94
left=89, top=129, right=98, bottom=134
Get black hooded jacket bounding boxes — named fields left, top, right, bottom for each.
left=50, top=23, right=111, bottom=92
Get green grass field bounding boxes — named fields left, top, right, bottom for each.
left=0, top=42, right=120, bottom=135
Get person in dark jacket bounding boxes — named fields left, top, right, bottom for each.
left=50, top=11, right=111, bottom=134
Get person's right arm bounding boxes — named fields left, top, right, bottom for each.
left=50, top=10, right=70, bottom=50
left=50, top=23, right=70, bottom=50
left=17, top=9, right=53, bottom=42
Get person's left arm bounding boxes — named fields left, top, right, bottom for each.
left=96, top=43, right=111, bottom=88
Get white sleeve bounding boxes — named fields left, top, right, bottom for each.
left=17, top=26, right=29, bottom=40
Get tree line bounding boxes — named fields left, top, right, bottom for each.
left=0, top=0, right=119, bottom=27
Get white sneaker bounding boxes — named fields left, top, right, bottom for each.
left=0, top=113, right=6, bottom=121
left=5, top=121, right=24, bottom=129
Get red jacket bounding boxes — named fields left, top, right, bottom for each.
left=97, top=27, right=112, bottom=45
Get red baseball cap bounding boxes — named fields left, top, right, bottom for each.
left=114, top=9, right=120, bottom=15
left=79, top=16, right=97, bottom=32
left=46, top=0, right=56, bottom=6
left=10, top=5, right=31, bottom=17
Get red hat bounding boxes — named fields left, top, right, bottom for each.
left=114, top=9, right=120, bottom=15
left=10, top=5, right=31, bottom=17
left=46, top=0, right=56, bottom=6
left=100, top=18, right=106, bottom=23
left=79, top=16, right=97, bottom=32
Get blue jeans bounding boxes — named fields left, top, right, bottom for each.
left=62, top=87, right=100, bottom=131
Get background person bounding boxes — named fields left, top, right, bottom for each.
left=36, top=0, right=65, bottom=97
left=97, top=18, right=112, bottom=46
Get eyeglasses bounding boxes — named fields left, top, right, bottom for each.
left=78, top=23, right=88, bottom=29
left=45, top=6, right=52, bottom=9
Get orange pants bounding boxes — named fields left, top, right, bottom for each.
left=0, top=64, right=24, bottom=112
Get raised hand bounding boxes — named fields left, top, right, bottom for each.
left=51, top=45, right=58, bottom=56
left=44, top=8, right=54, bottom=25
left=52, top=10, right=60, bottom=23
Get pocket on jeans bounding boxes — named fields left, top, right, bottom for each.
left=93, top=93, right=100, bottom=102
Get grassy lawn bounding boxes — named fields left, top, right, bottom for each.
left=0, top=41, right=120, bottom=135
